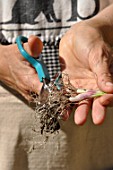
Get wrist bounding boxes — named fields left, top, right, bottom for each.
left=85, top=17, right=113, bottom=46
left=85, top=4, right=113, bottom=45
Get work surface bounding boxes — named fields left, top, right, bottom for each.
left=0, top=84, right=113, bottom=170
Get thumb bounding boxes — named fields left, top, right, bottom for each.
left=89, top=44, right=113, bottom=93
left=24, top=35, right=43, bottom=58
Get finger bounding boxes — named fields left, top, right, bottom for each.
left=74, top=100, right=91, bottom=125
left=21, top=92, right=33, bottom=101
left=92, top=98, right=106, bottom=124
left=29, top=73, right=43, bottom=94
left=17, top=35, right=43, bottom=60
left=12, top=85, right=33, bottom=102
left=21, top=72, right=43, bottom=94
left=28, top=35, right=43, bottom=58
left=99, top=93, right=113, bottom=106
left=60, top=109, right=72, bottom=121
left=15, top=68, right=42, bottom=97
left=89, top=44, right=113, bottom=93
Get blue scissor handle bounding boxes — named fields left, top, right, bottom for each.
left=16, top=35, right=50, bottom=82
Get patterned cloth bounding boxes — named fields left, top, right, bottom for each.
left=0, top=0, right=101, bottom=79
left=42, top=39, right=61, bottom=80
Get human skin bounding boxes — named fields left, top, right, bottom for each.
left=0, top=35, right=43, bottom=101
left=1, top=5, right=113, bottom=125
left=59, top=4, right=113, bottom=125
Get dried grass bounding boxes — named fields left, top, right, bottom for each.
left=31, top=74, right=77, bottom=135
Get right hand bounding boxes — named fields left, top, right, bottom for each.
left=0, top=35, right=43, bottom=101
left=59, top=21, right=113, bottom=125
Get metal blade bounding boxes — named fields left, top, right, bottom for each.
left=39, top=79, right=51, bottom=104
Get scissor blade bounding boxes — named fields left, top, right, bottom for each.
left=39, top=79, right=50, bottom=104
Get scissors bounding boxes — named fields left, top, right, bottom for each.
left=16, top=35, right=50, bottom=102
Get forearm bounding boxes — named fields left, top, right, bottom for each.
left=0, top=45, right=9, bottom=81
left=86, top=4, right=113, bottom=45
left=0, top=45, right=4, bottom=79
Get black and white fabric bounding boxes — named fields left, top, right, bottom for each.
left=42, top=40, right=61, bottom=80
left=0, top=0, right=101, bottom=80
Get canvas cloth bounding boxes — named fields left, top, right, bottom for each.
left=1, top=0, right=113, bottom=170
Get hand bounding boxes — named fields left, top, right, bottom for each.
left=0, top=35, right=43, bottom=101
left=59, top=21, right=113, bottom=125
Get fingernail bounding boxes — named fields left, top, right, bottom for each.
left=105, top=82, right=113, bottom=86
